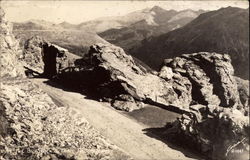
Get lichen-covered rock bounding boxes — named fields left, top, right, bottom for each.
left=0, top=79, right=128, bottom=160
left=163, top=53, right=242, bottom=110
left=0, top=7, right=24, bottom=78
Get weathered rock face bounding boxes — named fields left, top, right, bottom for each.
left=23, top=36, right=75, bottom=78
left=71, top=43, right=192, bottom=111
left=162, top=53, right=242, bottom=111
left=22, top=36, right=46, bottom=73
left=170, top=72, right=192, bottom=108
left=161, top=53, right=249, bottom=159
left=0, top=7, right=24, bottom=78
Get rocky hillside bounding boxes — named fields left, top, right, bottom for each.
left=0, top=8, right=24, bottom=78
left=0, top=79, right=129, bottom=160
left=99, top=7, right=205, bottom=52
left=132, top=7, right=249, bottom=79
left=0, top=8, right=129, bottom=160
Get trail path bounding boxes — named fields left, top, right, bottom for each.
left=33, top=78, right=197, bottom=160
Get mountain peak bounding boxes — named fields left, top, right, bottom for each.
left=150, top=6, right=166, bottom=12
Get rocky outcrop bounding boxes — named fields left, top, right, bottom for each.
left=162, top=53, right=242, bottom=111
left=0, top=7, right=24, bottom=78
left=22, top=36, right=46, bottom=74
left=22, top=36, right=76, bottom=78
left=161, top=53, right=249, bottom=160
left=68, top=43, right=192, bottom=111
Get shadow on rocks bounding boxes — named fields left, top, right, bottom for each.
left=42, top=77, right=101, bottom=102
left=142, top=126, right=206, bottom=160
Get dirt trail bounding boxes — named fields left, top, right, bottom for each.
left=33, top=79, right=197, bottom=160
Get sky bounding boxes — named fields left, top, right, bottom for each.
left=1, top=0, right=249, bottom=24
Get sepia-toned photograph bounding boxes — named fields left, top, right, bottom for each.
left=0, top=0, right=249, bottom=159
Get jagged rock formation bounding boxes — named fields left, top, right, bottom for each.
left=161, top=53, right=249, bottom=159
left=162, top=53, right=242, bottom=110
left=22, top=36, right=78, bottom=78
left=0, top=7, right=24, bottom=78
left=58, top=43, right=192, bottom=111
left=21, top=36, right=46, bottom=74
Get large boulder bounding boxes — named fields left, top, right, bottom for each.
left=162, top=53, right=243, bottom=112
left=87, top=44, right=195, bottom=110
left=60, top=43, right=191, bottom=111
left=22, top=36, right=46, bottom=74
left=0, top=7, right=24, bottom=78
left=22, top=36, right=78, bottom=78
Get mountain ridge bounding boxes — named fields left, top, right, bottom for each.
left=131, top=6, right=249, bottom=79
left=98, top=7, right=206, bottom=52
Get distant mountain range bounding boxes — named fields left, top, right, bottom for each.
left=13, top=20, right=108, bottom=56
left=14, top=30, right=108, bottom=57
left=12, top=6, right=206, bottom=56
left=98, top=6, right=206, bottom=51
left=131, top=7, right=249, bottom=79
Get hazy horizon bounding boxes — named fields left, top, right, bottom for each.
left=1, top=1, right=249, bottom=24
